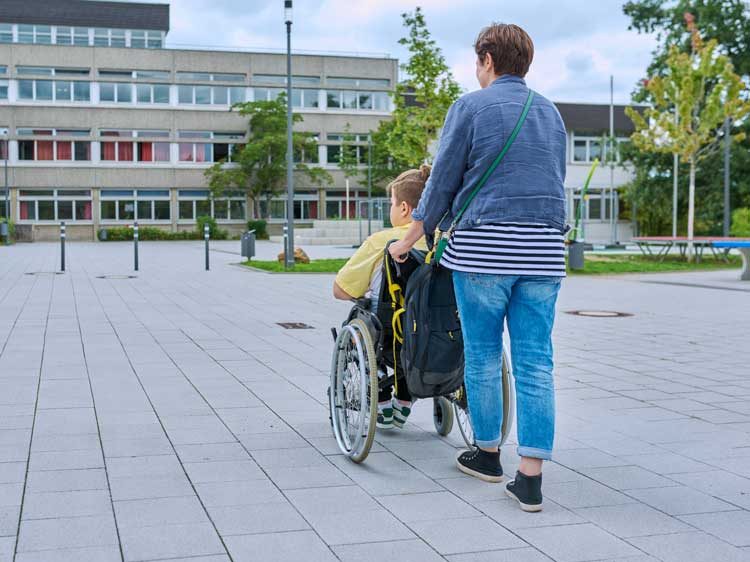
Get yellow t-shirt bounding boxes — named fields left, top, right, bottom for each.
left=335, top=223, right=428, bottom=299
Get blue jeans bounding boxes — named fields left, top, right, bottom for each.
left=452, top=271, right=561, bottom=460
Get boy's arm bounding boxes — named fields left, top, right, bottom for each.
left=333, top=237, right=382, bottom=300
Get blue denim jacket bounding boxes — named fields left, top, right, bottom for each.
left=413, top=75, right=567, bottom=235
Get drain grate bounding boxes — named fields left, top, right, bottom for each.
left=25, top=272, right=64, bottom=276
left=566, top=310, right=633, bottom=318
left=277, top=322, right=314, bottom=330
left=96, top=275, right=138, bottom=280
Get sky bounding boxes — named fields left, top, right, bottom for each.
left=130, top=0, right=659, bottom=104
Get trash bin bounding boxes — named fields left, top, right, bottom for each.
left=241, top=230, right=256, bottom=260
left=100, top=228, right=108, bottom=241
left=0, top=222, right=8, bottom=238
left=568, top=241, right=585, bottom=270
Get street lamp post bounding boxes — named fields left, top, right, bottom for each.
left=3, top=130, right=8, bottom=246
left=284, top=0, right=294, bottom=269
left=367, top=134, right=372, bottom=236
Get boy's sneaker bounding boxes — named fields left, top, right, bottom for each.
left=505, top=471, right=543, bottom=512
left=376, top=402, right=393, bottom=429
left=456, top=448, right=504, bottom=483
left=392, top=400, right=412, bottom=428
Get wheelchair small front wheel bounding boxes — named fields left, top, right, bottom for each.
left=329, top=318, right=378, bottom=463
left=433, top=397, right=454, bottom=436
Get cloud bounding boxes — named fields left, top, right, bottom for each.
left=157, top=0, right=657, bottom=103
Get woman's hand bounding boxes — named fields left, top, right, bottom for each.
left=388, top=220, right=425, bottom=263
left=388, top=239, right=413, bottom=263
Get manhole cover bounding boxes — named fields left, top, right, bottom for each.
left=96, top=275, right=138, bottom=279
left=25, top=272, right=64, bottom=276
left=277, top=322, right=314, bottom=330
left=566, top=310, right=633, bottom=318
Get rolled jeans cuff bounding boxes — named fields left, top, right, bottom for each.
left=517, top=446, right=552, bottom=461
left=476, top=437, right=501, bottom=450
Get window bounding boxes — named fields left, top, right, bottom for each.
left=18, top=189, right=92, bottom=222
left=261, top=192, right=318, bottom=221
left=570, top=135, right=627, bottom=163
left=326, top=133, right=369, bottom=165
left=136, top=70, right=169, bottom=79
left=100, top=82, right=133, bottom=103
left=110, top=29, right=126, bottom=48
left=325, top=90, right=389, bottom=111
left=0, top=136, right=7, bottom=160
left=101, top=130, right=170, bottom=163
left=57, top=27, right=89, bottom=46
left=131, top=31, right=146, bottom=48
left=253, top=74, right=319, bottom=86
left=0, top=24, right=12, bottom=43
left=178, top=132, right=244, bottom=163
left=17, top=68, right=91, bottom=102
left=178, top=190, right=245, bottom=221
left=178, top=84, right=245, bottom=105
left=94, top=28, right=109, bottom=46
left=327, top=77, right=390, bottom=88
left=291, top=89, right=319, bottom=109
left=213, top=133, right=245, bottom=163
left=146, top=31, right=162, bottom=48
left=116, top=190, right=173, bottom=221
left=17, top=24, right=50, bottom=44
left=0, top=81, right=7, bottom=101
left=178, top=72, right=245, bottom=83
left=253, top=88, right=284, bottom=102
left=136, top=83, right=170, bottom=104
left=213, top=73, right=245, bottom=83
left=17, top=129, right=90, bottom=162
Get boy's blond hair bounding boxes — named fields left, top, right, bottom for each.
left=387, top=164, right=431, bottom=209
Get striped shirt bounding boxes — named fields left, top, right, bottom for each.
left=441, top=223, right=567, bottom=277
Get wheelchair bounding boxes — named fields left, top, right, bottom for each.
left=329, top=248, right=515, bottom=463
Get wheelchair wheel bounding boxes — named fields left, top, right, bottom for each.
left=433, top=397, right=454, bottom=436
left=329, top=318, right=378, bottom=463
left=454, top=349, right=515, bottom=449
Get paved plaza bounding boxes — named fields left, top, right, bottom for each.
left=0, top=241, right=749, bottom=562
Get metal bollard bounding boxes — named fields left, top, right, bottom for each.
left=60, top=221, right=66, bottom=272
left=204, top=224, right=210, bottom=271
left=133, top=222, right=139, bottom=272
left=282, top=225, right=288, bottom=265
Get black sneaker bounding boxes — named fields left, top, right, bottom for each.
left=505, top=471, right=543, bottom=512
left=456, top=448, right=504, bottom=483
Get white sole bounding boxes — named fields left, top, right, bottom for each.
left=505, top=487, right=543, bottom=512
left=456, top=458, right=504, bottom=483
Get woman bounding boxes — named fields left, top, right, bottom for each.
left=389, top=23, right=567, bottom=512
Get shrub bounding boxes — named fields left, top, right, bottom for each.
left=196, top=216, right=228, bottom=240
left=730, top=208, right=750, bottom=237
left=99, top=226, right=202, bottom=241
left=247, top=219, right=269, bottom=240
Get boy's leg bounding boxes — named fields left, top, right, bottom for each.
left=392, top=371, right=412, bottom=428
left=377, top=384, right=394, bottom=429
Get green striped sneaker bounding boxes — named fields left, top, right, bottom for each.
left=376, top=402, right=394, bottom=429
left=392, top=400, right=412, bottom=428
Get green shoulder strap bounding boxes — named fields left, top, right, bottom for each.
left=434, top=89, right=535, bottom=264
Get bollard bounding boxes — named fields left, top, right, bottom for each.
left=60, top=221, right=66, bottom=272
left=133, top=222, right=139, bottom=271
left=204, top=223, right=210, bottom=271
left=282, top=225, right=288, bottom=266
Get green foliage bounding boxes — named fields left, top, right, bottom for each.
left=247, top=219, right=269, bottom=240
left=243, top=258, right=348, bottom=273
left=625, top=25, right=750, bottom=254
left=624, top=0, right=750, bottom=102
left=370, top=7, right=462, bottom=183
left=196, top=216, right=228, bottom=240
left=568, top=253, right=740, bottom=275
left=731, top=208, right=750, bottom=236
left=0, top=217, right=14, bottom=243
left=338, top=122, right=362, bottom=182
left=100, top=227, right=199, bottom=241
left=204, top=94, right=332, bottom=218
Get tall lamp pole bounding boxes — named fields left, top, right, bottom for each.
left=723, top=117, right=731, bottom=237
left=367, top=134, right=372, bottom=236
left=3, top=130, right=8, bottom=246
left=284, top=0, right=294, bottom=269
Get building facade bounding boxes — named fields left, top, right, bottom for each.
left=0, top=0, right=635, bottom=244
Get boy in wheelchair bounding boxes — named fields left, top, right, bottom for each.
left=333, top=165, right=430, bottom=429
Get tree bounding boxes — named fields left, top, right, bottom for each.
left=337, top=122, right=362, bottom=183
left=624, top=0, right=750, bottom=98
left=371, top=7, right=461, bottom=183
left=204, top=95, right=331, bottom=219
left=626, top=21, right=750, bottom=258
left=622, top=1, right=750, bottom=236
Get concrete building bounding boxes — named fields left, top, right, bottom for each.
left=0, top=0, right=397, bottom=241
left=0, top=0, right=635, bottom=244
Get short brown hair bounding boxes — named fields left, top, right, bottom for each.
left=474, top=23, right=534, bottom=78
left=388, top=164, right=431, bottom=209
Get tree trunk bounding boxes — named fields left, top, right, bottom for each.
left=687, top=157, right=696, bottom=262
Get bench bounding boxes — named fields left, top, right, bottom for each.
left=712, top=241, right=750, bottom=281
left=632, top=237, right=726, bottom=263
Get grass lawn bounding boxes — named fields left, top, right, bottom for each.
left=243, top=254, right=741, bottom=275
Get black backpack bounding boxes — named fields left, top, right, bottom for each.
left=399, top=257, right=464, bottom=398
